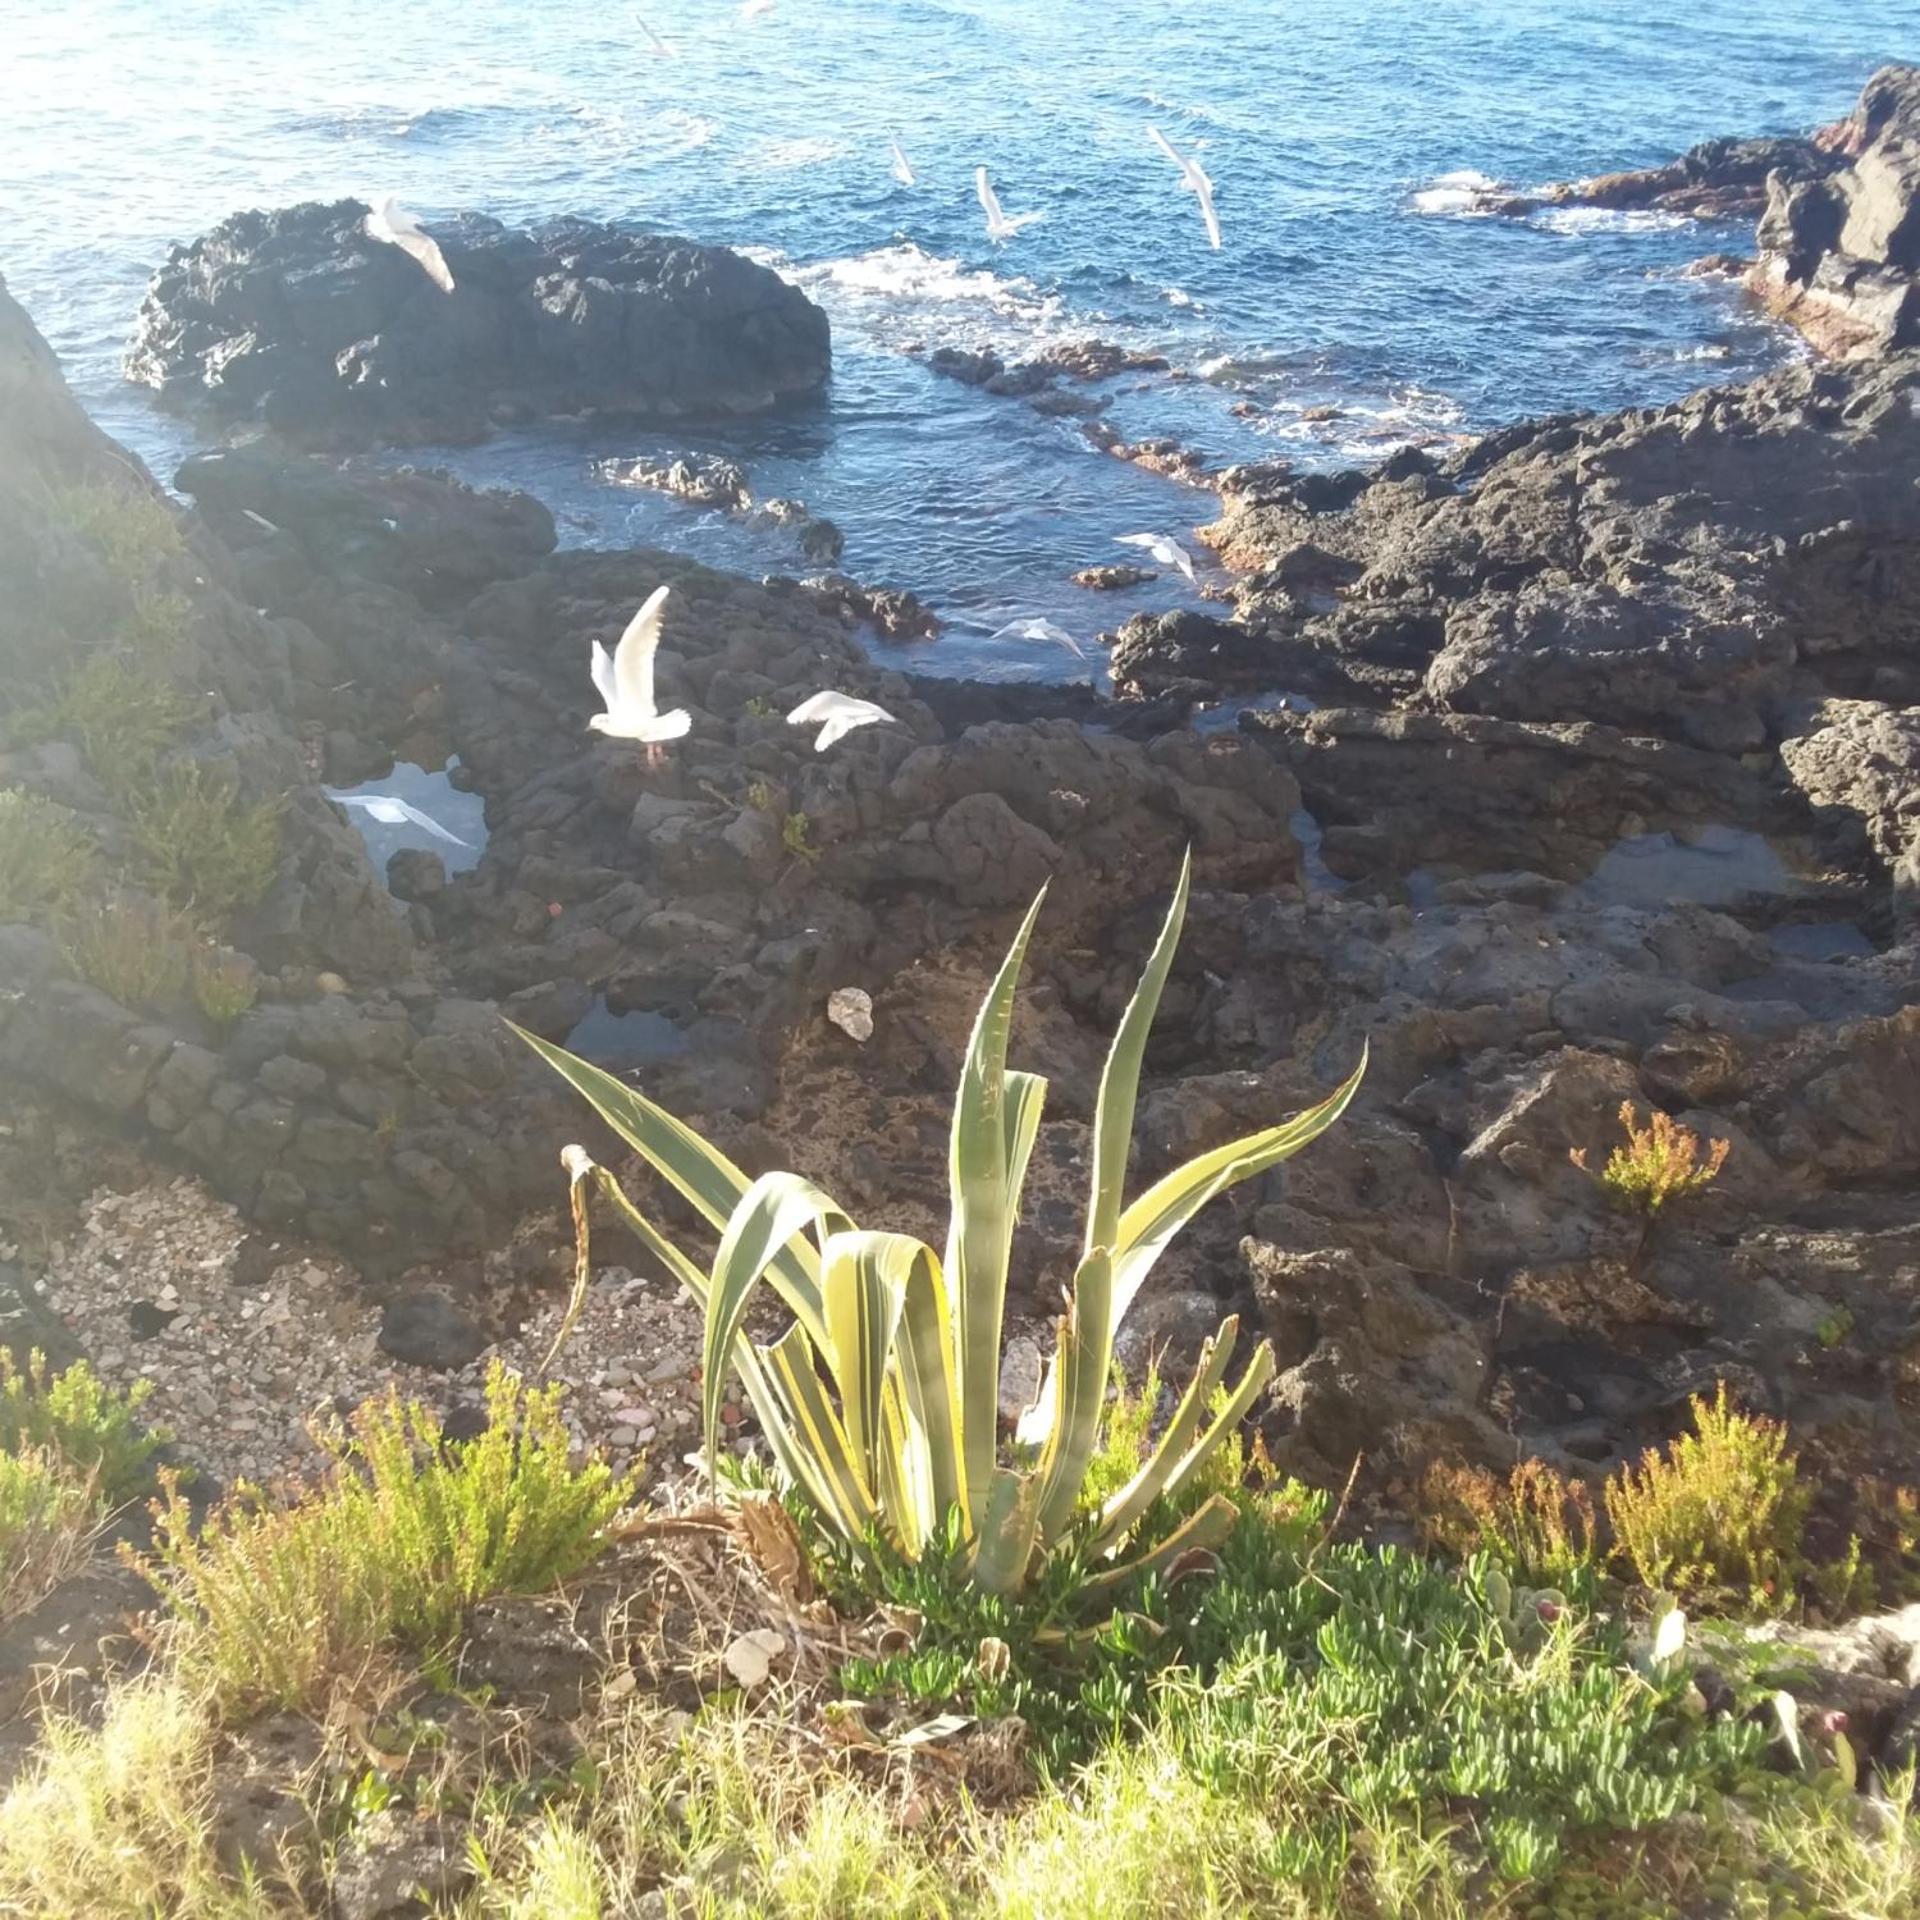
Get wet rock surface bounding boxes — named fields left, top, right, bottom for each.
left=126, top=200, right=833, bottom=443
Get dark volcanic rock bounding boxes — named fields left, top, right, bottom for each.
left=1753, top=65, right=1920, bottom=358
left=1543, top=133, right=1839, bottom=220
left=127, top=200, right=832, bottom=442
left=377, top=1290, right=489, bottom=1370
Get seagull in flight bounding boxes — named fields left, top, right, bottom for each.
left=1148, top=125, right=1222, bottom=251
left=327, top=792, right=473, bottom=849
left=1117, top=532, right=1198, bottom=582
left=787, top=691, right=898, bottom=751
left=989, top=616, right=1086, bottom=659
left=976, top=167, right=1045, bottom=243
left=889, top=138, right=917, bottom=187
left=633, top=10, right=677, bottom=55
left=590, top=584, right=693, bottom=762
left=739, top=0, right=775, bottom=17
left=364, top=197, right=456, bottom=293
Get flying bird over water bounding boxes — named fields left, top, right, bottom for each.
left=739, top=0, right=776, bottom=18
left=589, top=584, right=693, bottom=757
left=989, top=616, right=1087, bottom=659
left=633, top=10, right=677, bottom=55
left=1147, top=124, right=1222, bottom=251
left=787, top=691, right=898, bottom=751
left=889, top=137, right=917, bottom=187
left=976, top=167, right=1044, bottom=243
left=1117, top=532, right=1198, bottom=581
left=326, top=792, right=473, bottom=849
left=364, top=197, right=456, bottom=293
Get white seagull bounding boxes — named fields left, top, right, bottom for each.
left=1147, top=125, right=1222, bottom=251
left=739, top=0, right=775, bottom=17
left=364, top=197, right=456, bottom=293
left=327, top=792, right=473, bottom=849
left=889, top=138, right=917, bottom=187
left=589, top=584, right=693, bottom=758
left=1117, top=532, right=1198, bottom=582
left=989, top=616, right=1087, bottom=659
left=976, top=167, right=1044, bottom=243
left=787, top=691, right=898, bottom=752
left=633, top=10, right=677, bottom=56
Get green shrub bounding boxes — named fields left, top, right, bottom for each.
left=1571, top=1102, right=1730, bottom=1217
left=1605, top=1383, right=1810, bottom=1613
left=43, top=479, right=185, bottom=588
left=147, top=1362, right=634, bottom=1712
left=1415, top=1456, right=1598, bottom=1595
left=0, top=788, right=96, bottom=923
left=0, top=1351, right=163, bottom=1504
left=57, top=895, right=198, bottom=1011
left=124, top=762, right=282, bottom=923
left=189, top=943, right=260, bottom=1027
left=11, top=652, right=193, bottom=784
left=527, top=849, right=1362, bottom=1599
left=0, top=1450, right=98, bottom=1625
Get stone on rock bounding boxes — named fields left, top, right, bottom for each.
left=377, top=1291, right=489, bottom=1370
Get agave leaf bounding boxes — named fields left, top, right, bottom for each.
left=1003, top=1070, right=1048, bottom=1221
left=1086, top=850, right=1191, bottom=1261
left=945, top=890, right=1048, bottom=1532
left=970, top=1465, right=1041, bottom=1594
left=704, top=1172, right=854, bottom=1476
left=1031, top=1248, right=1116, bottom=1540
left=892, top=1240, right=964, bottom=1543
left=758, top=1323, right=879, bottom=1539
left=1080, top=1491, right=1239, bottom=1597
left=513, top=1024, right=828, bottom=1344
left=819, top=1230, right=918, bottom=1497
left=1086, top=1313, right=1242, bottom=1553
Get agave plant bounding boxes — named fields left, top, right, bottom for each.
left=517, top=851, right=1362, bottom=1594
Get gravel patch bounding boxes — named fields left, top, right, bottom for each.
left=32, top=1178, right=708, bottom=1489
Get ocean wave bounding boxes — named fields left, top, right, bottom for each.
left=1410, top=168, right=1505, bottom=217
left=747, top=134, right=849, bottom=171
left=1532, top=204, right=1693, bottom=236
left=789, top=241, right=1063, bottom=324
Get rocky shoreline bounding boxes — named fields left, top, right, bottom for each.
left=0, top=67, right=1916, bottom=1569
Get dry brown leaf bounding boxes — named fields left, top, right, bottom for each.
left=736, top=1489, right=813, bottom=1601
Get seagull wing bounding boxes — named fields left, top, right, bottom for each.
left=633, top=9, right=676, bottom=54
left=890, top=138, right=916, bottom=186
left=976, top=167, right=1005, bottom=232
left=589, top=638, right=619, bottom=712
left=396, top=800, right=474, bottom=848
left=1194, top=174, right=1222, bottom=250
left=1148, top=123, right=1187, bottom=171
left=1116, top=533, right=1161, bottom=557
left=367, top=198, right=456, bottom=294
left=612, top=584, right=671, bottom=717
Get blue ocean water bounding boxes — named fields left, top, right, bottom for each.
left=1, top=0, right=1911, bottom=680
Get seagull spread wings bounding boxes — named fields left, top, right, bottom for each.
left=990, top=616, right=1086, bottom=658
left=976, top=167, right=1044, bottom=242
left=365, top=197, right=456, bottom=293
left=1117, top=532, right=1198, bottom=581
left=889, top=137, right=917, bottom=187
left=1147, top=124, right=1222, bottom=250
left=787, top=690, right=898, bottom=752
left=590, top=584, right=693, bottom=743
left=329, top=792, right=473, bottom=849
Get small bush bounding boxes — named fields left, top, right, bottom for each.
left=148, top=1362, right=634, bottom=1712
left=189, top=942, right=260, bottom=1027
left=125, top=761, right=282, bottom=924
left=43, top=478, right=185, bottom=585
left=0, top=1351, right=163, bottom=1504
left=1415, top=1457, right=1598, bottom=1594
left=12, top=652, right=192, bottom=783
left=0, top=788, right=96, bottom=923
left=57, top=895, right=198, bottom=1011
left=1605, top=1383, right=1810, bottom=1613
left=1571, top=1101, right=1729, bottom=1217
left=0, top=1450, right=98, bottom=1624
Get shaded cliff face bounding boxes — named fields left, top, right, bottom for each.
left=1752, top=64, right=1920, bottom=358
left=126, top=200, right=833, bottom=444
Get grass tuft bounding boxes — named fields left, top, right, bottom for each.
left=57, top=893, right=200, bottom=1011
left=0, top=788, right=97, bottom=923
left=1415, top=1456, right=1598, bottom=1596
left=125, top=762, right=282, bottom=925
left=0, top=1449, right=99, bottom=1625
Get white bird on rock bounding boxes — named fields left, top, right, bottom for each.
left=1116, top=531, right=1198, bottom=582
left=364, top=196, right=456, bottom=293
left=1147, top=124, right=1222, bottom=251
left=989, top=616, right=1086, bottom=659
left=787, top=691, right=898, bottom=752
left=889, top=137, right=917, bottom=187
left=590, top=584, right=693, bottom=761
left=327, top=791, right=473, bottom=848
left=976, top=167, right=1044, bottom=243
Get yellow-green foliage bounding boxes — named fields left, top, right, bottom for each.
left=125, top=762, right=282, bottom=924
left=0, top=1449, right=98, bottom=1625
left=15, top=652, right=193, bottom=783
left=0, top=1351, right=162, bottom=1504
left=1571, top=1102, right=1730, bottom=1217
left=43, top=478, right=185, bottom=584
left=0, top=788, right=96, bottom=923
left=190, top=943, right=260, bottom=1027
left=1416, top=1457, right=1598, bottom=1592
left=148, top=1362, right=634, bottom=1712
left=1606, top=1383, right=1810, bottom=1613
left=781, top=810, right=817, bottom=860
left=57, top=895, right=198, bottom=1011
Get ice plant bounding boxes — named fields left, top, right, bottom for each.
left=520, top=851, right=1363, bottom=1594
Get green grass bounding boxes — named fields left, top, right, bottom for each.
left=0, top=1448, right=98, bottom=1625
left=9, top=651, right=194, bottom=782
left=190, top=943, right=261, bottom=1027
left=0, top=1351, right=164, bottom=1504
left=42, top=478, right=186, bottom=585
left=56, top=893, right=199, bottom=1011
left=125, top=761, right=283, bottom=925
left=146, top=1362, right=636, bottom=1714
left=0, top=788, right=97, bottom=923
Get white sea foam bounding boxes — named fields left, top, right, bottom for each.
left=1410, top=168, right=1504, bottom=217
left=790, top=241, right=1061, bottom=323
left=749, top=134, right=848, bottom=171
left=1533, top=204, right=1692, bottom=236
